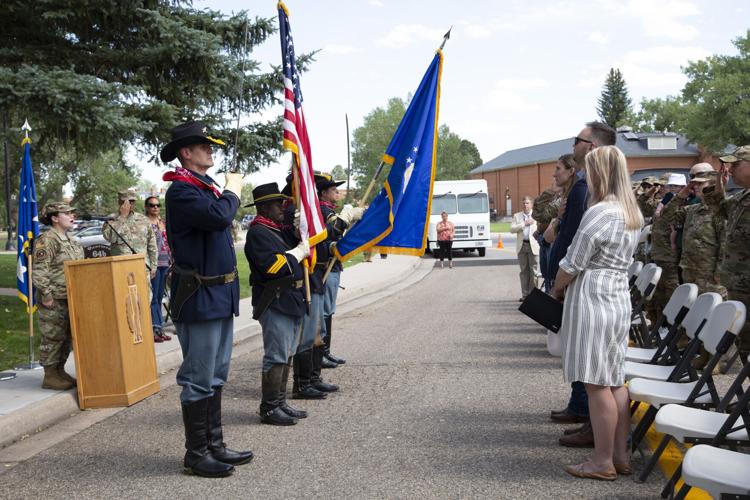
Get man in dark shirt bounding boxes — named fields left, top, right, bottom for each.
left=161, top=121, right=252, bottom=478
left=548, top=121, right=617, bottom=448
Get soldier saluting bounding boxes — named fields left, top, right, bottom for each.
left=102, top=188, right=157, bottom=277
left=244, top=182, right=310, bottom=425
left=160, top=121, right=252, bottom=478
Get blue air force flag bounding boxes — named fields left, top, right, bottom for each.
left=334, top=50, right=443, bottom=261
left=17, top=138, right=40, bottom=311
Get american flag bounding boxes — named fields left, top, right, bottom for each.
left=278, top=1, right=327, bottom=258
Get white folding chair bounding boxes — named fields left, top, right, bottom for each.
left=630, top=264, right=662, bottom=347
left=628, top=301, right=747, bottom=479
left=626, top=283, right=698, bottom=364
left=682, top=445, right=750, bottom=499
left=625, top=292, right=721, bottom=382
left=628, top=260, right=644, bottom=288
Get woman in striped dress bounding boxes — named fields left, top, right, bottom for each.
left=552, top=146, right=643, bottom=480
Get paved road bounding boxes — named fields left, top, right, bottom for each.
left=0, top=247, right=664, bottom=499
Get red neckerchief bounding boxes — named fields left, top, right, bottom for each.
left=163, top=166, right=221, bottom=197
left=250, top=215, right=282, bottom=231
left=320, top=200, right=336, bottom=210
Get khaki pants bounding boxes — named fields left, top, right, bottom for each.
left=518, top=241, right=538, bottom=299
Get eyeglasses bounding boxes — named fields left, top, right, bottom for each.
left=574, top=136, right=593, bottom=146
left=147, top=203, right=160, bottom=208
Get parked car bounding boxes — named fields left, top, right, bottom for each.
left=73, top=226, right=109, bottom=248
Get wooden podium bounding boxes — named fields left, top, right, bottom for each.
left=65, top=254, right=160, bottom=409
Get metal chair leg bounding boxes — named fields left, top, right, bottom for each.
left=631, top=405, right=657, bottom=452
left=636, top=435, right=670, bottom=483
left=661, top=463, right=682, bottom=499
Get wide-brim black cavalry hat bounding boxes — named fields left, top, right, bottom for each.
left=314, top=171, right=346, bottom=192
left=281, top=173, right=293, bottom=197
left=244, top=182, right=290, bottom=207
left=160, top=121, right=226, bottom=163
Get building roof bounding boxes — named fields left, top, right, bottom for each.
left=470, top=131, right=701, bottom=174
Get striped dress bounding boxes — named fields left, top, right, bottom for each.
left=558, top=201, right=640, bottom=387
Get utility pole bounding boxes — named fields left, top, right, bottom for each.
left=2, top=110, right=15, bottom=250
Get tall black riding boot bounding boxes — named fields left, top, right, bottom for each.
left=259, top=365, right=298, bottom=426
left=323, top=316, right=346, bottom=365
left=206, top=388, right=254, bottom=466
left=181, top=399, right=234, bottom=477
left=292, top=349, right=327, bottom=400
left=279, top=359, right=308, bottom=419
left=311, top=346, right=339, bottom=393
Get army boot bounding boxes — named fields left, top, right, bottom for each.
left=57, top=360, right=76, bottom=386
left=206, top=388, right=254, bottom=466
left=182, top=398, right=234, bottom=477
left=259, top=365, right=298, bottom=426
left=42, top=366, right=73, bottom=391
left=311, top=346, right=339, bottom=393
left=323, top=316, right=346, bottom=365
left=292, top=349, right=327, bottom=400
left=279, top=359, right=307, bottom=419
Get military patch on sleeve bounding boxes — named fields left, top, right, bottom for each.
left=34, top=248, right=48, bottom=262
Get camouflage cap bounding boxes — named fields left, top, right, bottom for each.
left=43, top=201, right=75, bottom=215
left=118, top=188, right=137, bottom=201
left=719, top=145, right=750, bottom=163
left=690, top=171, right=717, bottom=183
left=641, top=176, right=660, bottom=185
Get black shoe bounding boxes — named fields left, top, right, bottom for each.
left=181, top=399, right=235, bottom=478
left=292, top=350, right=327, bottom=399
left=260, top=366, right=298, bottom=426
left=323, top=317, right=346, bottom=365
left=312, top=346, right=339, bottom=392
left=260, top=406, right=298, bottom=426
left=206, top=388, right=254, bottom=466
left=280, top=402, right=308, bottom=419
left=292, top=385, right=328, bottom=399
left=321, top=356, right=338, bottom=369
left=324, top=350, right=346, bottom=365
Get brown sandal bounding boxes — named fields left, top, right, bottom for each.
left=564, top=463, right=617, bottom=481
left=613, top=462, right=632, bottom=475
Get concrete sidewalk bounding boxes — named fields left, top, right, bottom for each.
left=0, top=254, right=431, bottom=450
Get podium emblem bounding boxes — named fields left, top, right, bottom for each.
left=125, top=273, right=144, bottom=344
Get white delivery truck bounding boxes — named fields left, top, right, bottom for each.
left=426, top=179, right=492, bottom=257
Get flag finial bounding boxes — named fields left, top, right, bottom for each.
left=21, top=119, right=31, bottom=139
left=439, top=27, right=452, bottom=50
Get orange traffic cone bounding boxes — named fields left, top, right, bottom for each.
left=496, top=238, right=503, bottom=249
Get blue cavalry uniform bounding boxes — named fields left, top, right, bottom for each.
left=160, top=120, right=252, bottom=478
left=244, top=182, right=310, bottom=426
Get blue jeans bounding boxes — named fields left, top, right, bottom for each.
left=175, top=317, right=234, bottom=404
left=259, top=308, right=302, bottom=372
left=299, top=293, right=323, bottom=353
left=150, top=266, right=168, bottom=330
left=536, top=234, right=551, bottom=292
left=567, top=381, right=589, bottom=417
left=321, top=270, right=341, bottom=341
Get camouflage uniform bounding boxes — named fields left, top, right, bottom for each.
left=647, top=195, right=680, bottom=322
left=705, top=145, right=750, bottom=356
left=102, top=189, right=157, bottom=273
left=532, top=189, right=560, bottom=289
left=32, top=204, right=85, bottom=367
left=661, top=193, right=727, bottom=298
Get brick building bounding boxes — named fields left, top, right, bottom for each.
left=470, top=130, right=718, bottom=217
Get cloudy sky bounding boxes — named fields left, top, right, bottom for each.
left=139, top=0, right=748, bottom=189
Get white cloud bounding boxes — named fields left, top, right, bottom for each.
left=463, top=23, right=492, bottom=40
left=368, top=0, right=384, bottom=6
left=376, top=24, right=446, bottom=49
left=596, top=0, right=701, bottom=42
left=494, top=78, right=550, bottom=90
left=486, top=78, right=550, bottom=112
left=588, top=31, right=609, bottom=45
left=323, top=43, right=360, bottom=55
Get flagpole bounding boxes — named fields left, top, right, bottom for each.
left=345, top=114, right=352, bottom=204
left=291, top=159, right=312, bottom=311
left=16, top=120, right=41, bottom=371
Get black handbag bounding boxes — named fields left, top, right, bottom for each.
left=518, top=288, right=564, bottom=333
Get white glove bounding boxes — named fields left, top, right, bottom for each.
left=285, top=238, right=310, bottom=262
left=339, top=204, right=365, bottom=224
left=224, top=172, right=243, bottom=198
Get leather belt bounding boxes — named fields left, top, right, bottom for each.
left=196, top=269, right=237, bottom=286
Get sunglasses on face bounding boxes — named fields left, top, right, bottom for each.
left=574, top=136, right=593, bottom=146
left=147, top=203, right=160, bottom=208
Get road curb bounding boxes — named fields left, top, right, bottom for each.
left=0, top=257, right=429, bottom=453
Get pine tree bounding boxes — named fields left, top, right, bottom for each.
left=596, top=68, right=633, bottom=128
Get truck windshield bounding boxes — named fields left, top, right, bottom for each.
left=431, top=194, right=457, bottom=215
left=458, top=193, right=488, bottom=214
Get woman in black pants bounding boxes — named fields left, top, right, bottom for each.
left=436, top=211, right=455, bottom=268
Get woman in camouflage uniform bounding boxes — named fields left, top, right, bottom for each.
left=33, top=202, right=84, bottom=390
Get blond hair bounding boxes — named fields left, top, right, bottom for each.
left=584, top=146, right=643, bottom=230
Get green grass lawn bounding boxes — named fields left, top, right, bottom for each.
left=0, top=296, right=41, bottom=371
left=0, top=253, right=16, bottom=288
left=490, top=222, right=511, bottom=233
